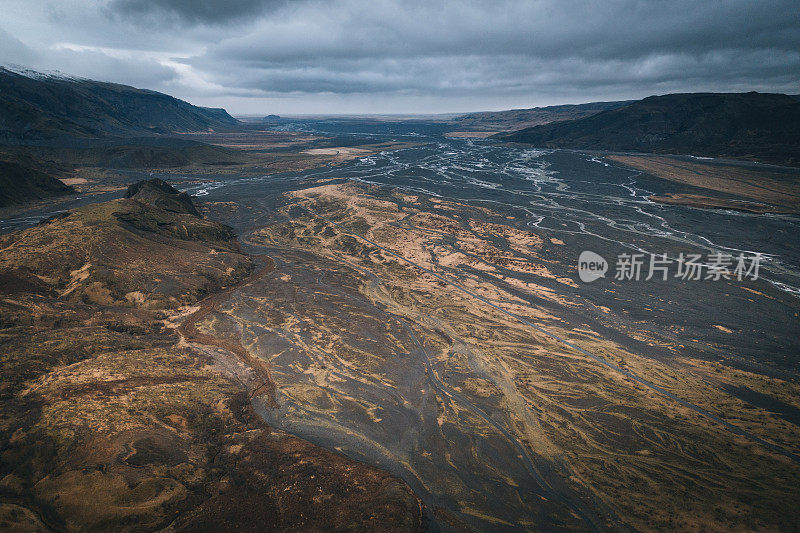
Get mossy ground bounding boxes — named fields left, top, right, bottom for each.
left=0, top=192, right=423, bottom=531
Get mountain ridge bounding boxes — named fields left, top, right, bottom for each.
left=0, top=67, right=239, bottom=142
left=497, top=92, right=800, bottom=166
left=451, top=100, right=633, bottom=132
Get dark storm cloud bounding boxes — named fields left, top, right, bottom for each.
left=180, top=0, right=800, bottom=102
left=1, top=0, right=799, bottom=113
left=198, top=1, right=800, bottom=63
left=108, top=0, right=290, bottom=25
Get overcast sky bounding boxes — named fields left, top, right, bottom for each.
left=1, top=0, right=798, bottom=114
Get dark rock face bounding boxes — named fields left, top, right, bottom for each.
left=121, top=179, right=241, bottom=243
left=499, top=92, right=800, bottom=166
left=124, top=178, right=200, bottom=216
left=0, top=67, right=239, bottom=142
left=0, top=160, right=74, bottom=207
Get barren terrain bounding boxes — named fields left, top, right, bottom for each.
left=606, top=154, right=800, bottom=214
left=230, top=181, right=800, bottom=530
left=0, top=182, right=424, bottom=531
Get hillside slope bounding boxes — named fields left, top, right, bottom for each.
left=452, top=100, right=631, bottom=132
left=499, top=92, right=800, bottom=166
left=0, top=160, right=74, bottom=206
left=0, top=67, right=239, bottom=142
left=0, top=180, right=424, bottom=531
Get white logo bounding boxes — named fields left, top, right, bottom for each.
left=578, top=251, right=608, bottom=283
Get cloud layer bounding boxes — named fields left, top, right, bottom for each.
left=108, top=0, right=288, bottom=25
left=1, top=0, right=798, bottom=113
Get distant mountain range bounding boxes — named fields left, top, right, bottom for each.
left=451, top=100, right=633, bottom=132
left=2, top=66, right=799, bottom=210
left=498, top=92, right=800, bottom=166
left=0, top=67, right=238, bottom=143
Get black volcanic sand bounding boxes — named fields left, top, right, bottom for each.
left=198, top=135, right=800, bottom=375
left=162, top=131, right=799, bottom=529
left=4, top=125, right=800, bottom=529
left=240, top=249, right=594, bottom=530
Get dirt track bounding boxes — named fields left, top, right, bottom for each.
left=177, top=256, right=279, bottom=407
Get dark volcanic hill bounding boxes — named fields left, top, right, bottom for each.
left=452, top=100, right=632, bottom=132
left=0, top=67, right=239, bottom=142
left=498, top=92, right=800, bottom=166
left=125, top=178, right=201, bottom=217
left=0, top=160, right=74, bottom=207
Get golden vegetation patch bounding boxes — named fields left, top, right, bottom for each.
left=248, top=181, right=800, bottom=530
left=0, top=189, right=424, bottom=531
left=607, top=154, right=800, bottom=213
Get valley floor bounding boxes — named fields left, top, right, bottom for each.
left=2, top=131, right=800, bottom=531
